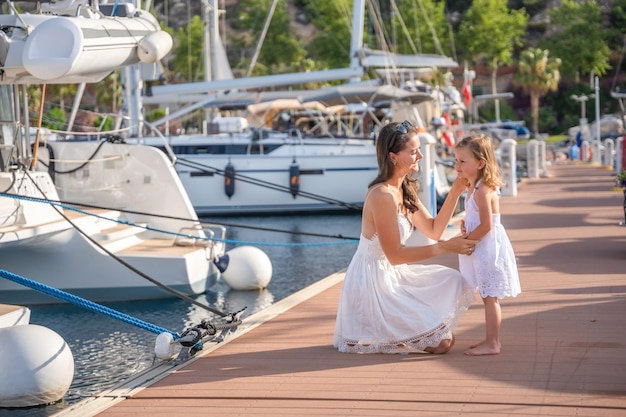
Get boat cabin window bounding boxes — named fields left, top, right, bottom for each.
left=156, top=144, right=283, bottom=155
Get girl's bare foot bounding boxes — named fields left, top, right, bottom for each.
left=468, top=340, right=486, bottom=349
left=464, top=343, right=500, bottom=356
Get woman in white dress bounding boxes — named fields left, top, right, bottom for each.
left=333, top=121, right=477, bottom=354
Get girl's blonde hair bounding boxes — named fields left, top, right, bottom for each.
left=456, top=134, right=504, bottom=189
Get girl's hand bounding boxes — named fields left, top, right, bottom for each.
left=460, top=219, right=467, bottom=235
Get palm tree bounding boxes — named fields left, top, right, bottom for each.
left=515, top=48, right=561, bottom=137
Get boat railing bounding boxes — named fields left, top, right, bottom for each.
left=49, top=124, right=132, bottom=143
left=286, top=128, right=305, bottom=145
left=142, top=120, right=178, bottom=164
left=174, top=223, right=226, bottom=261
left=44, top=114, right=180, bottom=166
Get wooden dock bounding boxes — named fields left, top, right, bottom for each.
left=57, top=162, right=626, bottom=417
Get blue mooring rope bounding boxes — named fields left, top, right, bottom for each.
left=0, top=269, right=179, bottom=339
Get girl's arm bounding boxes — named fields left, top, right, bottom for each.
left=411, top=176, right=466, bottom=241
left=466, top=184, right=494, bottom=241
left=369, top=187, right=476, bottom=265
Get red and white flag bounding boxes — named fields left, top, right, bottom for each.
left=462, top=81, right=472, bottom=107
left=442, top=112, right=454, bottom=147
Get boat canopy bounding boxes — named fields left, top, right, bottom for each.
left=298, top=84, right=431, bottom=108
left=358, top=48, right=459, bottom=68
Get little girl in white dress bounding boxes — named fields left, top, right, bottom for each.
left=458, top=180, right=521, bottom=298
left=455, top=134, right=521, bottom=356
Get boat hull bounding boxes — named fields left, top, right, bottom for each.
left=179, top=153, right=376, bottom=215
left=0, top=142, right=222, bottom=305
left=142, top=133, right=378, bottom=215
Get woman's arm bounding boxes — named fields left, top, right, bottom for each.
left=369, top=187, right=476, bottom=265
left=411, top=176, right=466, bottom=241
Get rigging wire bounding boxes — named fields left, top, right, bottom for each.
left=245, top=0, right=280, bottom=77
left=367, top=0, right=389, bottom=53
left=411, top=0, right=422, bottom=53
left=389, top=0, right=418, bottom=55
left=21, top=167, right=233, bottom=318
left=3, top=191, right=360, bottom=241
left=415, top=0, right=444, bottom=56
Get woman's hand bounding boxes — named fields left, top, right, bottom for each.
left=441, top=235, right=477, bottom=256
left=460, top=219, right=467, bottom=235
left=449, top=176, right=469, bottom=197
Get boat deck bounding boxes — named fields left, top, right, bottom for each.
left=59, top=162, right=626, bottom=417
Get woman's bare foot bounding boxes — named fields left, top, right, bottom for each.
left=424, top=334, right=455, bottom=354
left=464, top=343, right=500, bottom=356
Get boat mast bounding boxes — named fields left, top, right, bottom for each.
left=203, top=0, right=218, bottom=82
left=349, top=0, right=366, bottom=84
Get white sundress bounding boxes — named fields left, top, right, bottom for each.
left=458, top=182, right=521, bottom=299
left=333, top=208, right=475, bottom=354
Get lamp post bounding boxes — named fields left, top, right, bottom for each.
left=571, top=93, right=595, bottom=143
left=570, top=93, right=595, bottom=123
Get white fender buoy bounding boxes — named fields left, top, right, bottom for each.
left=0, top=324, right=74, bottom=407
left=219, top=246, right=272, bottom=290
left=154, top=332, right=180, bottom=361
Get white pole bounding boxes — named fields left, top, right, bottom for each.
left=67, top=83, right=86, bottom=132
left=593, top=76, right=602, bottom=165
left=349, top=0, right=365, bottom=83
left=595, top=76, right=601, bottom=142
left=203, top=0, right=212, bottom=82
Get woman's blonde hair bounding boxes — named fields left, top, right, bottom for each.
left=455, top=134, right=504, bottom=189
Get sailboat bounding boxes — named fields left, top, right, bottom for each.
left=0, top=0, right=269, bottom=305
left=117, top=0, right=462, bottom=215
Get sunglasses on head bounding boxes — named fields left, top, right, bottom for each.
left=396, top=120, right=414, bottom=134
left=389, top=120, right=414, bottom=151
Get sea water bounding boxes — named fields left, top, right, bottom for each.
left=3, top=213, right=361, bottom=417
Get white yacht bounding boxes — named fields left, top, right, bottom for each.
left=0, top=0, right=259, bottom=304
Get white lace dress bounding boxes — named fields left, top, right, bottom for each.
left=333, top=212, right=475, bottom=354
left=458, top=184, right=521, bottom=299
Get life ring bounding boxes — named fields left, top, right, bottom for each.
left=224, top=162, right=235, bottom=198
left=289, top=164, right=300, bottom=198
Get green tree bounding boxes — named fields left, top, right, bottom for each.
left=458, top=0, right=528, bottom=119
left=606, top=0, right=626, bottom=52
left=478, top=100, right=517, bottom=123
left=93, top=71, right=121, bottom=114
left=168, top=15, right=204, bottom=82
left=43, top=106, right=67, bottom=131
left=539, top=0, right=610, bottom=83
left=302, top=0, right=354, bottom=69
left=47, top=84, right=78, bottom=112
left=392, top=0, right=452, bottom=57
left=514, top=48, right=561, bottom=137
left=233, top=0, right=306, bottom=76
